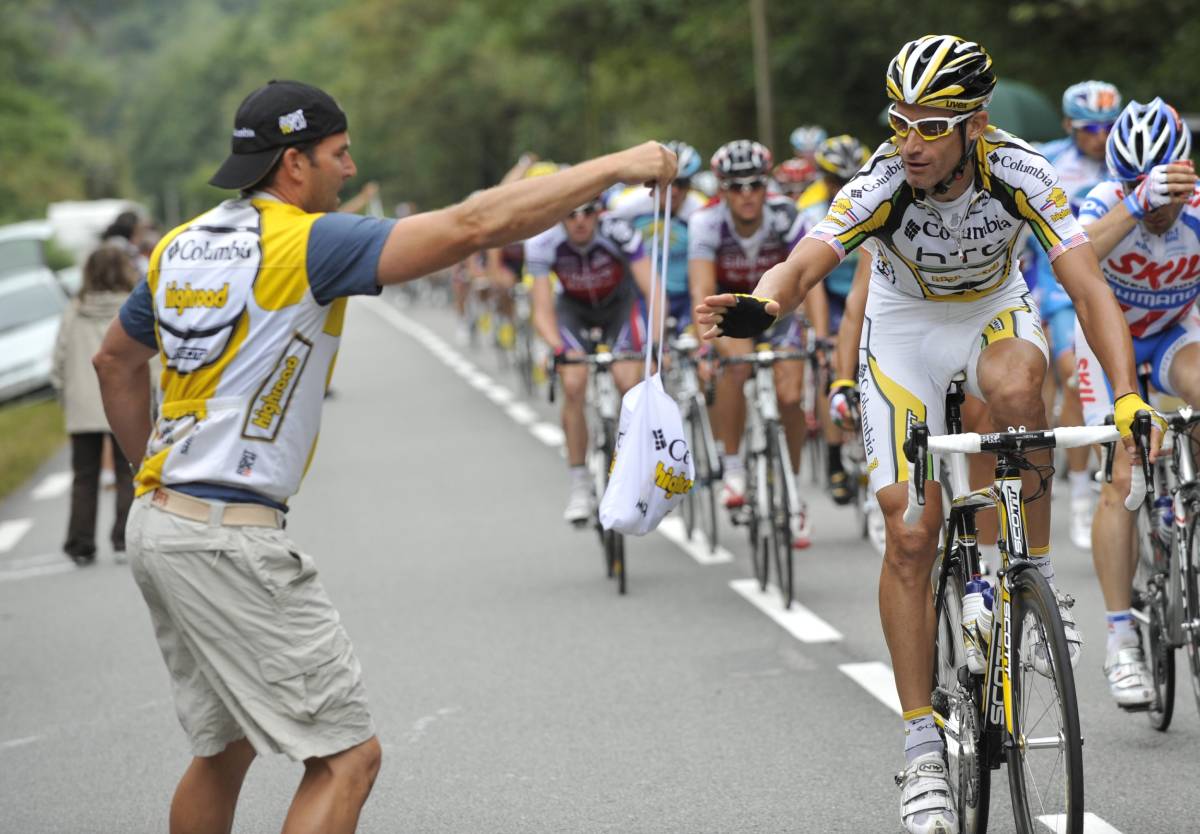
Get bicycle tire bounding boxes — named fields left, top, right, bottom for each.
left=1185, top=516, right=1200, bottom=721
left=1005, top=567, right=1084, bottom=834
left=514, top=325, right=535, bottom=397
left=599, top=421, right=617, bottom=577
left=681, top=403, right=698, bottom=542
left=1145, top=582, right=1175, bottom=731
left=769, top=426, right=794, bottom=608
left=1135, top=510, right=1175, bottom=730
left=694, top=398, right=720, bottom=554
left=931, top=552, right=991, bottom=834
left=749, top=451, right=770, bottom=592
left=613, top=530, right=626, bottom=595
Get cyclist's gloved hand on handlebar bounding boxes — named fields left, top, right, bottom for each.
left=828, top=378, right=859, bottom=430
left=1113, top=392, right=1166, bottom=458
left=711, top=294, right=778, bottom=339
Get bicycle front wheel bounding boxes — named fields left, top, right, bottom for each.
left=768, top=426, right=794, bottom=608
left=691, top=399, right=720, bottom=554
left=1005, top=567, right=1083, bottom=834
left=932, top=553, right=990, bottom=833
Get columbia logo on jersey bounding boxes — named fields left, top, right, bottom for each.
left=164, top=282, right=230, bottom=316
left=904, top=220, right=921, bottom=241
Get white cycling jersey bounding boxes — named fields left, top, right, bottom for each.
left=687, top=197, right=808, bottom=293
left=808, top=126, right=1088, bottom=302
left=1079, top=181, right=1200, bottom=338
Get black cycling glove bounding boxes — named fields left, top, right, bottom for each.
left=720, top=294, right=777, bottom=339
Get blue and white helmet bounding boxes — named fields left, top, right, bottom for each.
left=664, top=140, right=702, bottom=180
left=789, top=125, right=827, bottom=155
left=1106, top=97, right=1193, bottom=181
left=1062, top=80, right=1121, bottom=122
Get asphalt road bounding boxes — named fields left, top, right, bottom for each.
left=1, top=288, right=1196, bottom=833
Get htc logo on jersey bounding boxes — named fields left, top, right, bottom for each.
left=164, top=282, right=230, bottom=316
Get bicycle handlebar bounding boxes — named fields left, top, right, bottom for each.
left=902, top=420, right=1149, bottom=526
left=547, top=350, right=644, bottom=404
left=718, top=349, right=809, bottom=367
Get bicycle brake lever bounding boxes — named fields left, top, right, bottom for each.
left=1102, top=414, right=1116, bottom=484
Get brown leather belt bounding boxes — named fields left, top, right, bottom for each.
left=150, top=488, right=283, bottom=528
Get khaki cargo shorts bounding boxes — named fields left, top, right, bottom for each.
left=126, top=494, right=375, bottom=760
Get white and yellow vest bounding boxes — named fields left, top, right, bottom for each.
left=137, top=196, right=348, bottom=504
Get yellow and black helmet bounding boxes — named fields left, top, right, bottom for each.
left=886, top=35, right=995, bottom=113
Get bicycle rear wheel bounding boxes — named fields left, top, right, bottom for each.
left=1185, top=516, right=1200, bottom=720
left=768, top=426, right=794, bottom=608
left=748, top=450, right=771, bottom=592
left=1005, top=567, right=1083, bottom=834
left=932, top=552, right=991, bottom=833
left=514, top=323, right=535, bottom=397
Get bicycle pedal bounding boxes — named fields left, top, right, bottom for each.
left=569, top=518, right=590, bottom=530
left=1118, top=702, right=1152, bottom=713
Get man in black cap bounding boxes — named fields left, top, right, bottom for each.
left=93, top=79, right=674, bottom=834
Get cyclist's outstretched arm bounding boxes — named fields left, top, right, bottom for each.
left=376, top=143, right=675, bottom=285
left=835, top=252, right=871, bottom=383
left=529, top=275, right=562, bottom=352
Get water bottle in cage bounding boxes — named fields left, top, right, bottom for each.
left=962, top=574, right=994, bottom=674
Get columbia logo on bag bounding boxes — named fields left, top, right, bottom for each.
left=652, top=429, right=666, bottom=450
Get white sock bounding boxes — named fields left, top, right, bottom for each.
left=1069, top=471, right=1093, bottom=501
left=1106, top=610, right=1138, bottom=653
left=723, top=454, right=744, bottom=477
left=1030, top=547, right=1055, bottom=583
left=903, top=708, right=943, bottom=765
left=568, top=465, right=589, bottom=487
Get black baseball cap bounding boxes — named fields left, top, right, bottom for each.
left=209, top=80, right=349, bottom=190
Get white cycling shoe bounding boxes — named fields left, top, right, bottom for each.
left=897, top=752, right=958, bottom=834
left=562, top=482, right=595, bottom=525
left=721, top=470, right=747, bottom=509
left=1028, top=588, right=1083, bottom=677
left=790, top=499, right=812, bottom=549
left=1069, top=496, right=1094, bottom=551
left=1105, top=645, right=1155, bottom=709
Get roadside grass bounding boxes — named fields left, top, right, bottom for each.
left=0, top=396, right=65, bottom=500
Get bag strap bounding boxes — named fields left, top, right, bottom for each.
left=643, top=184, right=673, bottom=380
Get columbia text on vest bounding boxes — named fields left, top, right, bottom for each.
left=165, top=282, right=231, bottom=316
left=252, top=355, right=301, bottom=430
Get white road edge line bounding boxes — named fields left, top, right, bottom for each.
left=0, top=735, right=42, bottom=751
left=1037, top=813, right=1124, bottom=834
left=31, top=472, right=73, bottom=501
left=657, top=516, right=734, bottom=564
left=0, top=519, right=34, bottom=553
left=729, top=579, right=843, bottom=642
left=838, top=662, right=901, bottom=714
left=0, top=563, right=77, bottom=584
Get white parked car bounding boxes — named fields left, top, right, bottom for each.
left=0, top=269, right=68, bottom=403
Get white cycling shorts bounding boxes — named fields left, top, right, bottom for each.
left=858, top=280, right=1047, bottom=494
left=1075, top=309, right=1200, bottom=426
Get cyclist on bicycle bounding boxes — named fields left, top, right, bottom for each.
left=789, top=124, right=828, bottom=202
left=801, top=134, right=870, bottom=505
left=1075, top=97, right=1198, bottom=710
left=774, top=157, right=817, bottom=200
left=1025, top=81, right=1124, bottom=550
left=697, top=35, right=1151, bottom=834
left=608, top=141, right=706, bottom=332
left=526, top=197, right=656, bottom=524
left=689, top=139, right=824, bottom=549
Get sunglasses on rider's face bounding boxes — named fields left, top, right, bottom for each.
left=722, top=177, right=767, bottom=194
left=887, top=106, right=973, bottom=141
left=568, top=204, right=601, bottom=219
left=1071, top=120, right=1114, bottom=135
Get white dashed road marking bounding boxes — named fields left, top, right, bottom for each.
left=31, top=472, right=72, bottom=500
left=656, top=516, right=733, bottom=565
left=1038, top=813, right=1124, bottom=834
left=0, top=519, right=34, bottom=553
left=729, top=579, right=843, bottom=642
left=837, top=662, right=902, bottom=714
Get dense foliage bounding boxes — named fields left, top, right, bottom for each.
left=3, top=0, right=1197, bottom=224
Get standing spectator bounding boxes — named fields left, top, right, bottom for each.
left=52, top=245, right=138, bottom=565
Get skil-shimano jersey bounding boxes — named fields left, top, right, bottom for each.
left=1079, top=181, right=1200, bottom=338
left=808, top=126, right=1089, bottom=302
left=523, top=216, right=645, bottom=306
left=118, top=194, right=393, bottom=507
left=687, top=196, right=808, bottom=293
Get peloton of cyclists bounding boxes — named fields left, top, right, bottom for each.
left=1025, top=80, right=1125, bottom=550
left=689, top=139, right=827, bottom=549
left=525, top=191, right=656, bottom=525
left=697, top=35, right=1154, bottom=834
left=1075, top=97, right=1197, bottom=710
left=799, top=134, right=871, bottom=505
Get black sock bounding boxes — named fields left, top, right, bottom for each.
left=826, top=442, right=843, bottom=476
